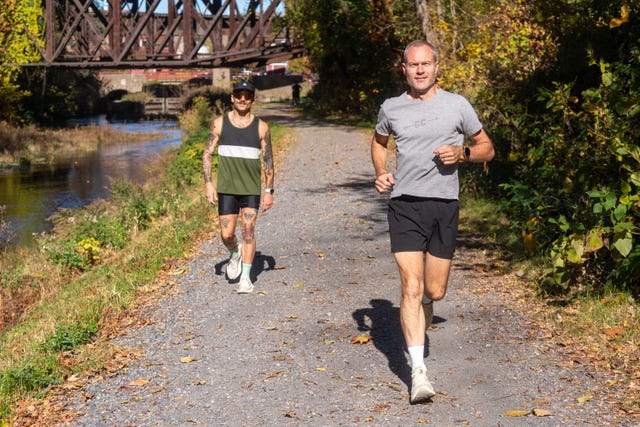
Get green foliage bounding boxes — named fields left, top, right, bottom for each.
left=41, top=320, right=99, bottom=352
left=495, top=1, right=640, bottom=295
left=0, top=362, right=60, bottom=395
left=286, top=0, right=401, bottom=116
left=165, top=128, right=211, bottom=188
left=179, top=96, right=214, bottom=137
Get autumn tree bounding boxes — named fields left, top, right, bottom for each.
left=0, top=0, right=43, bottom=123
left=285, top=0, right=402, bottom=116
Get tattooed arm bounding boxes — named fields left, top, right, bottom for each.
left=259, top=120, right=274, bottom=211
left=203, top=116, right=222, bottom=204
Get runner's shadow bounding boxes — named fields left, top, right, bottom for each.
left=352, top=299, right=432, bottom=389
left=213, top=251, right=276, bottom=282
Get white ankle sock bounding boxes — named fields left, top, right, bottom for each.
left=408, top=345, right=426, bottom=370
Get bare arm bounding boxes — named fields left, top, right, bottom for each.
left=203, top=116, right=222, bottom=204
left=371, top=132, right=394, bottom=193
left=433, top=128, right=495, bottom=165
left=467, top=129, right=495, bottom=162
left=260, top=120, right=274, bottom=211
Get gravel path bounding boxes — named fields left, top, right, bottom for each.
left=64, top=104, right=624, bottom=426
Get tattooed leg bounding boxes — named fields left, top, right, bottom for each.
left=219, top=214, right=238, bottom=251
left=240, top=208, right=258, bottom=264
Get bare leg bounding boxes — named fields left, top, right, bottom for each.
left=219, top=214, right=238, bottom=251
left=394, top=251, right=427, bottom=347
left=240, top=207, right=258, bottom=264
left=424, top=253, right=452, bottom=301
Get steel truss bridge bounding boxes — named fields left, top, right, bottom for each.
left=26, top=0, right=303, bottom=69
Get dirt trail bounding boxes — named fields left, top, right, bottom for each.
left=56, top=104, right=624, bottom=426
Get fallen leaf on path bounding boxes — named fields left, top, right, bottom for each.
left=371, top=403, right=389, bottom=412
left=180, top=356, right=198, bottom=363
left=532, top=408, right=551, bottom=417
left=316, top=367, right=326, bottom=372
left=265, top=371, right=283, bottom=379
left=284, top=411, right=299, bottom=419
left=274, top=265, right=287, bottom=270
left=266, top=326, right=278, bottom=330
left=285, top=314, right=299, bottom=319
left=129, top=378, right=149, bottom=386
left=168, top=268, right=188, bottom=276
left=351, top=335, right=372, bottom=344
left=503, top=410, right=530, bottom=417
left=577, top=395, right=593, bottom=403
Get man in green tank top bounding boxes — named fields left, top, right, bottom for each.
left=203, top=81, right=275, bottom=294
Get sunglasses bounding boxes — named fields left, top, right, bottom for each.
left=233, top=91, right=254, bottom=100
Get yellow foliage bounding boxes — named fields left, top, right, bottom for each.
left=609, top=5, right=630, bottom=28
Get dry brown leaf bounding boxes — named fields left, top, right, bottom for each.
left=129, top=378, right=149, bottom=386
left=351, top=335, right=373, bottom=344
left=180, top=356, right=198, bottom=363
left=284, top=411, right=299, bottom=419
left=273, top=264, right=287, bottom=270
left=532, top=408, right=552, bottom=417
left=265, top=370, right=283, bottom=379
left=371, top=403, right=389, bottom=412
left=503, top=410, right=530, bottom=417
left=168, top=268, right=188, bottom=276
left=603, top=326, right=624, bottom=336
left=266, top=326, right=278, bottom=330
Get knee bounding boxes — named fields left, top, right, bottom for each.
left=241, top=224, right=255, bottom=243
left=401, top=278, right=423, bottom=300
left=220, top=231, right=236, bottom=246
left=428, top=289, right=447, bottom=301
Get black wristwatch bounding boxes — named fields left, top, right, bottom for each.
left=264, top=188, right=274, bottom=194
left=460, top=146, right=471, bottom=162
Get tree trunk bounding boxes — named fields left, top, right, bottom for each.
left=415, top=0, right=439, bottom=45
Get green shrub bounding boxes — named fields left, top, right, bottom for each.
left=41, top=321, right=99, bottom=353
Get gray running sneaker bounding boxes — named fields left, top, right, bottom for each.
left=410, top=366, right=435, bottom=404
left=423, top=300, right=434, bottom=330
left=226, top=244, right=242, bottom=280
left=236, top=277, right=254, bottom=294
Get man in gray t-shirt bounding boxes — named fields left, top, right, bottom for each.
left=371, top=40, right=495, bottom=404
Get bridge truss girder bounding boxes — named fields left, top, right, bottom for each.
left=30, top=0, right=303, bottom=69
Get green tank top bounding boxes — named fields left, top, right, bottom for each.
left=217, top=114, right=261, bottom=195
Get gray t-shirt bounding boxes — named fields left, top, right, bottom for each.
left=375, top=89, right=483, bottom=200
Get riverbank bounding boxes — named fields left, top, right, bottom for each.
left=0, top=121, right=166, bottom=167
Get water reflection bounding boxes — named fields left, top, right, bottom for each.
left=0, top=117, right=182, bottom=247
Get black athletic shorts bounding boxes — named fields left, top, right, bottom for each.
left=387, top=196, right=459, bottom=259
left=218, top=193, right=260, bottom=216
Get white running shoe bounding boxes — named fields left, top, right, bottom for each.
left=410, top=366, right=435, bottom=403
left=236, top=277, right=254, bottom=294
left=226, top=244, right=242, bottom=280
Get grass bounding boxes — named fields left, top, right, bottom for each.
left=0, top=121, right=166, bottom=167
left=0, top=113, right=293, bottom=421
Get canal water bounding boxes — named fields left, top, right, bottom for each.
left=0, top=117, right=182, bottom=248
